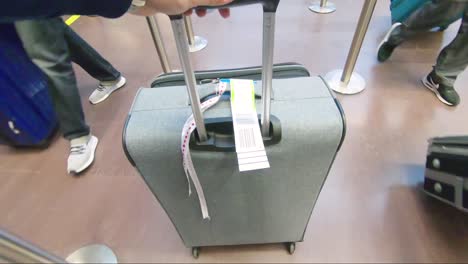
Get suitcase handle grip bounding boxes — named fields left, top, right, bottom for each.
left=190, top=116, right=282, bottom=152
left=170, top=0, right=280, bottom=19
left=200, top=89, right=262, bottom=103
left=200, top=0, right=280, bottom=12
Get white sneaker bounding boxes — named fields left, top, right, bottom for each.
left=89, top=76, right=126, bottom=105
left=67, top=135, right=99, bottom=174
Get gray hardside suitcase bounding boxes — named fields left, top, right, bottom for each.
left=123, top=0, right=346, bottom=257
left=424, top=136, right=468, bottom=213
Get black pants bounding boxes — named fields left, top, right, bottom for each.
left=15, top=18, right=121, bottom=140
left=389, top=0, right=468, bottom=86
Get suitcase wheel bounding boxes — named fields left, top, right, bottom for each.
left=287, top=242, right=296, bottom=255
left=192, top=247, right=200, bottom=259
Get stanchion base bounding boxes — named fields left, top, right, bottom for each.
left=189, top=36, right=208, bottom=53
left=66, top=244, right=118, bottom=264
left=309, top=2, right=336, bottom=14
left=325, top=69, right=366, bottom=95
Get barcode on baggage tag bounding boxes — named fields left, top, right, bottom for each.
left=238, top=127, right=257, bottom=149
left=235, top=114, right=257, bottom=125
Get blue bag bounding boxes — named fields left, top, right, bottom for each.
left=0, top=24, right=58, bottom=147
left=391, top=0, right=463, bottom=31
left=390, top=0, right=431, bottom=24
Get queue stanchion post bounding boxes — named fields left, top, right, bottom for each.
left=0, top=229, right=66, bottom=263
left=325, top=0, right=377, bottom=94
left=309, top=0, right=336, bottom=14
left=146, top=15, right=172, bottom=73
left=183, top=16, right=208, bottom=53
left=66, top=244, right=118, bottom=264
left=1, top=229, right=119, bottom=263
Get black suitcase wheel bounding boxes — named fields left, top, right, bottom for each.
left=192, top=247, right=200, bottom=259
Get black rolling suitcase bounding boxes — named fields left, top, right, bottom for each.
left=424, top=136, right=468, bottom=213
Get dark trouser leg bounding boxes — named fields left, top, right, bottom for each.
left=388, top=0, right=465, bottom=46
left=62, top=22, right=121, bottom=82
left=15, top=18, right=90, bottom=140
left=434, top=8, right=468, bottom=87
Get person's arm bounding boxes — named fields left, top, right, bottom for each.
left=0, top=0, right=233, bottom=23
left=0, top=0, right=132, bottom=22
left=129, top=0, right=233, bottom=17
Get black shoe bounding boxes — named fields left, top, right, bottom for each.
left=422, top=71, right=460, bottom=106
left=377, top=23, right=403, bottom=62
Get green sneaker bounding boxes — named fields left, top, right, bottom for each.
left=422, top=71, right=460, bottom=106
left=377, top=23, right=403, bottom=62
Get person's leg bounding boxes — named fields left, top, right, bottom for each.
left=378, top=0, right=465, bottom=62
left=61, top=22, right=126, bottom=104
left=15, top=18, right=98, bottom=174
left=402, top=0, right=464, bottom=36
left=434, top=8, right=468, bottom=87
left=423, top=7, right=468, bottom=106
left=62, top=23, right=120, bottom=82
left=15, top=18, right=90, bottom=140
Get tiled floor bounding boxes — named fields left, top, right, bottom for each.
left=1, top=0, right=467, bottom=262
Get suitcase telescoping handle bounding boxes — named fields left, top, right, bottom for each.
left=170, top=0, right=280, bottom=142
left=197, top=0, right=280, bottom=12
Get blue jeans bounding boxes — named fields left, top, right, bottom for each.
left=15, top=18, right=121, bottom=140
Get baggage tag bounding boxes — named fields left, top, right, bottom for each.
left=230, top=79, right=270, bottom=172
